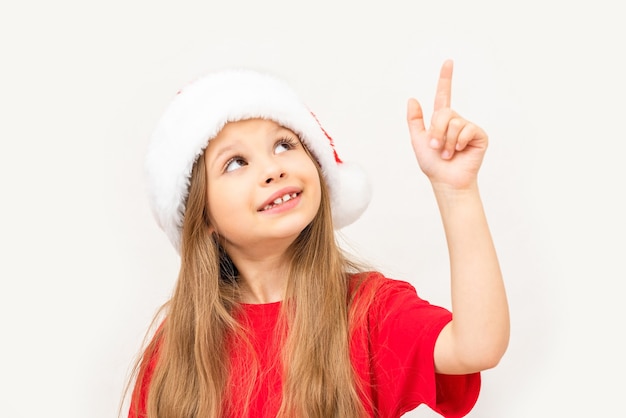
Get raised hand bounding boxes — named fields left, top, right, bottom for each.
left=406, top=60, right=488, bottom=191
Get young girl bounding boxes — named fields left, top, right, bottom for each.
left=126, top=60, right=509, bottom=418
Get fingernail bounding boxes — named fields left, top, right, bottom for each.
left=441, top=150, right=450, bottom=159
left=429, top=138, right=439, bottom=149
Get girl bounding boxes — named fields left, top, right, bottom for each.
left=126, top=60, right=509, bottom=418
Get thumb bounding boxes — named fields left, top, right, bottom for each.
left=406, top=98, right=426, bottom=134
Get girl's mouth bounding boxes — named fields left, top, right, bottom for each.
left=261, top=192, right=300, bottom=211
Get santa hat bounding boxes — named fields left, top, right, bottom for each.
left=145, top=69, right=371, bottom=253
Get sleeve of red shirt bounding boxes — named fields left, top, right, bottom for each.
left=367, top=275, right=481, bottom=418
left=128, top=337, right=161, bottom=418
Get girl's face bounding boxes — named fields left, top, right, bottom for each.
left=203, top=118, right=321, bottom=255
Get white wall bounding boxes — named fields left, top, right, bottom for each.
left=1, top=1, right=624, bottom=416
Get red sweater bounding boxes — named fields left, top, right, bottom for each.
left=129, top=273, right=480, bottom=417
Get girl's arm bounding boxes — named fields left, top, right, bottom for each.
left=406, top=60, right=510, bottom=375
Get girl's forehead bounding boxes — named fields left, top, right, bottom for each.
left=205, top=119, right=299, bottom=156
left=212, top=119, right=297, bottom=143
left=223, top=117, right=280, bottom=131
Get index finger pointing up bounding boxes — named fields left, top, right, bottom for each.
left=433, top=59, right=454, bottom=111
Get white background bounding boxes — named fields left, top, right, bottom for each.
left=1, top=0, right=624, bottom=417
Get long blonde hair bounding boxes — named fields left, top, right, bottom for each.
left=127, top=145, right=376, bottom=417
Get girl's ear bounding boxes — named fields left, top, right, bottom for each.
left=204, top=210, right=216, bottom=235
left=207, top=222, right=221, bottom=243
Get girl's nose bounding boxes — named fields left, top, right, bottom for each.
left=265, top=171, right=286, bottom=184
left=261, top=157, right=287, bottom=184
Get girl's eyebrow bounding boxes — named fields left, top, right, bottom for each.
left=208, top=142, right=239, bottom=167
left=207, top=126, right=296, bottom=166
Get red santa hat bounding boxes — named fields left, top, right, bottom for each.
left=145, top=69, right=371, bottom=252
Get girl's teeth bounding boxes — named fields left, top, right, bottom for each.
left=265, top=193, right=298, bottom=210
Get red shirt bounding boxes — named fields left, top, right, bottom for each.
left=129, top=273, right=480, bottom=417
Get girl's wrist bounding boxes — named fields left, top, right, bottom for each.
left=431, top=181, right=480, bottom=199
left=430, top=182, right=483, bottom=218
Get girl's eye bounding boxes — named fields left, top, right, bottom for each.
left=274, top=137, right=298, bottom=154
left=225, top=157, right=246, bottom=173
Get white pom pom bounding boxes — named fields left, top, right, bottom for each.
left=331, top=162, right=372, bottom=229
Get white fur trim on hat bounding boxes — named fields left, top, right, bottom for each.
left=145, top=69, right=371, bottom=252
